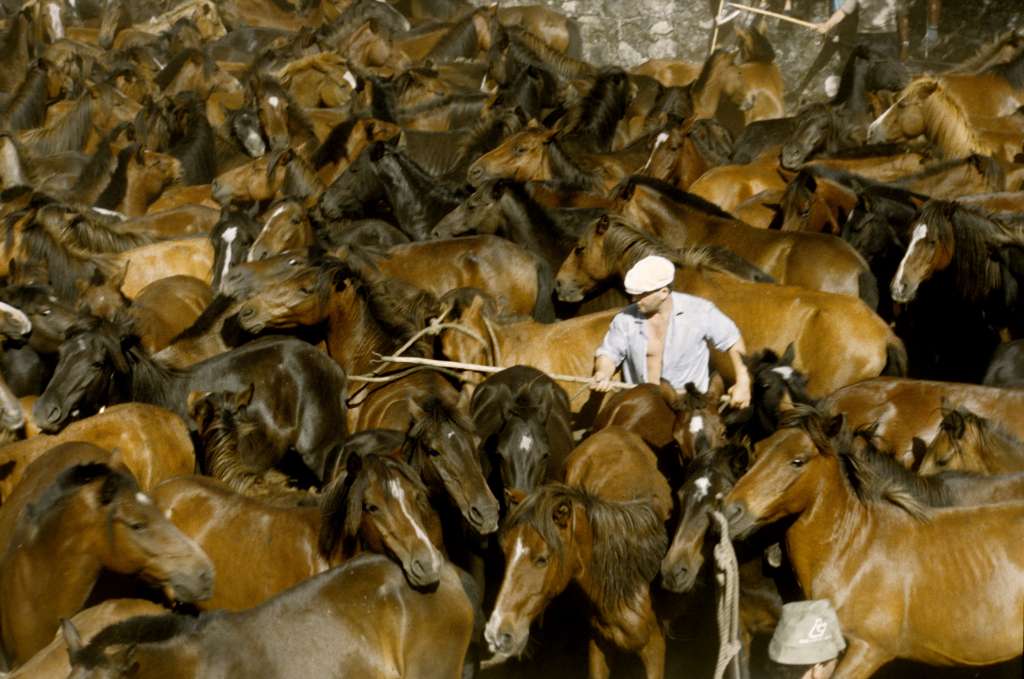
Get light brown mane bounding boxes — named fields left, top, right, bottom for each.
left=505, top=483, right=666, bottom=613
left=597, top=215, right=734, bottom=277
left=910, top=79, right=987, bottom=158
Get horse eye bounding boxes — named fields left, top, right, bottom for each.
left=513, top=145, right=525, bottom=155
left=790, top=457, right=807, bottom=468
left=937, top=457, right=950, bottom=467
left=129, top=521, right=147, bottom=531
left=573, top=246, right=583, bottom=255
left=364, top=503, right=379, bottom=514
left=534, top=555, right=548, bottom=567
left=427, top=448, right=441, bottom=458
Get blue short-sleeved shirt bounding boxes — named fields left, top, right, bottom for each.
left=595, top=292, right=741, bottom=393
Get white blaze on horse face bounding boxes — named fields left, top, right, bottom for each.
left=518, top=432, right=533, bottom=452
left=771, top=366, right=794, bottom=381
left=136, top=492, right=152, bottom=505
left=0, top=301, right=31, bottom=337
left=640, top=131, right=670, bottom=173
left=220, top=226, right=238, bottom=281
left=91, top=207, right=126, bottom=220
left=0, top=138, right=27, bottom=187
left=387, top=478, right=442, bottom=572
left=342, top=70, right=358, bottom=90
left=46, top=2, right=65, bottom=40
left=267, top=96, right=281, bottom=110
left=893, top=222, right=928, bottom=292
left=688, top=415, right=704, bottom=435
left=693, top=476, right=711, bottom=502
left=243, top=129, right=265, bottom=158
left=867, top=100, right=897, bottom=144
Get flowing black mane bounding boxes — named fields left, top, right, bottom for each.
left=1, top=60, right=51, bottom=132
left=894, top=154, right=1005, bottom=191
left=23, top=462, right=136, bottom=535
left=18, top=218, right=119, bottom=300
left=72, top=614, right=200, bottom=669
left=545, top=136, right=598, bottom=192
left=504, top=483, right=666, bottom=613
left=558, top=68, right=631, bottom=152
left=597, top=215, right=744, bottom=279
left=425, top=9, right=484, bottom=60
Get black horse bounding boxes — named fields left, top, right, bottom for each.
left=469, top=365, right=573, bottom=511
left=33, top=318, right=348, bottom=483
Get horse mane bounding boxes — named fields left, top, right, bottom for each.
left=920, top=200, right=1023, bottom=304
left=691, top=49, right=732, bottom=96
left=319, top=453, right=429, bottom=558
left=398, top=92, right=488, bottom=125
left=597, top=215, right=741, bottom=278
left=314, top=255, right=440, bottom=357
left=504, top=25, right=594, bottom=80
left=312, top=116, right=362, bottom=168
left=61, top=212, right=154, bottom=253
left=406, top=394, right=475, bottom=445
left=22, top=462, right=136, bottom=536
left=449, top=107, right=525, bottom=176
left=558, top=68, right=631, bottom=152
left=280, top=151, right=324, bottom=203
left=738, top=26, right=775, bottom=63
left=19, top=218, right=118, bottom=300
left=1, top=61, right=50, bottom=131
left=73, top=614, right=199, bottom=669
left=777, top=405, right=932, bottom=520
left=619, top=175, right=735, bottom=219
left=426, top=10, right=483, bottom=60
left=69, top=122, right=132, bottom=202
left=893, top=154, right=1003, bottom=191
left=378, top=144, right=468, bottom=208
left=815, top=142, right=910, bottom=159
left=192, top=390, right=263, bottom=491
left=495, top=179, right=585, bottom=244
left=543, top=136, right=598, bottom=192
left=169, top=95, right=216, bottom=185
left=989, top=39, right=1024, bottom=89
left=169, top=294, right=237, bottom=344
left=505, top=483, right=666, bottom=613
left=688, top=118, right=734, bottom=166
left=910, top=79, right=984, bottom=157
left=19, top=91, right=93, bottom=156
left=93, top=144, right=132, bottom=210
left=938, top=403, right=1024, bottom=462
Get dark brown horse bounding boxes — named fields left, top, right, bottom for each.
left=484, top=426, right=670, bottom=679
left=33, top=319, right=347, bottom=484
left=64, top=554, right=477, bottom=679
left=470, top=365, right=574, bottom=509
left=724, top=406, right=1024, bottom=678
left=918, top=404, right=1024, bottom=475
left=0, top=454, right=213, bottom=667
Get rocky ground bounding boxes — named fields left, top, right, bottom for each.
left=480, top=0, right=1024, bottom=111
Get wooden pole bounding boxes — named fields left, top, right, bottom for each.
left=726, top=2, right=819, bottom=30
left=375, top=354, right=635, bottom=391
left=710, top=0, right=728, bottom=54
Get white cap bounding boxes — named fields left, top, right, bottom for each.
left=769, top=599, right=846, bottom=665
left=623, top=255, right=675, bottom=295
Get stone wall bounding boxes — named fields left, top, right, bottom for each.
left=478, top=0, right=1024, bottom=104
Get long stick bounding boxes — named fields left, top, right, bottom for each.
left=375, top=354, right=634, bottom=391
left=726, top=2, right=819, bottom=29
left=710, top=0, right=728, bottom=55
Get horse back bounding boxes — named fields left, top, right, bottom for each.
left=564, top=426, right=672, bottom=521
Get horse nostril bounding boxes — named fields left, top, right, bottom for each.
left=46, top=405, right=61, bottom=423
left=724, top=502, right=744, bottom=524
left=410, top=559, right=425, bottom=577
left=468, top=505, right=483, bottom=524
left=497, top=632, right=513, bottom=651
left=239, top=306, right=255, bottom=319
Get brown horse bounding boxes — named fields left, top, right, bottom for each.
left=615, top=176, right=877, bottom=305
left=64, top=554, right=476, bottom=679
left=0, top=403, right=196, bottom=505
left=724, top=406, right=1024, bottom=679
left=247, top=199, right=315, bottom=262
left=554, top=216, right=905, bottom=397
left=0, top=454, right=213, bottom=667
left=5, top=599, right=167, bottom=679
left=318, top=452, right=446, bottom=588
left=687, top=156, right=789, bottom=213
left=734, top=25, right=785, bottom=124
left=77, top=271, right=213, bottom=353
left=866, top=78, right=1024, bottom=161
left=773, top=167, right=861, bottom=234
left=211, top=148, right=323, bottom=206
left=641, top=117, right=732, bottom=191
left=918, top=404, right=1024, bottom=475
left=484, top=426, right=670, bottom=678
left=466, top=121, right=649, bottom=194
left=825, top=377, right=1024, bottom=468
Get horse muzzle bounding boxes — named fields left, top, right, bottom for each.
left=723, top=501, right=756, bottom=538
left=163, top=559, right=215, bottom=603
left=890, top=278, right=917, bottom=304
left=553, top=279, right=584, bottom=303
left=660, top=554, right=702, bottom=593
left=32, top=398, right=68, bottom=433
left=484, top=616, right=528, bottom=660
left=405, top=548, right=443, bottom=589
left=236, top=305, right=265, bottom=334
left=466, top=163, right=489, bottom=188
left=467, top=497, right=500, bottom=535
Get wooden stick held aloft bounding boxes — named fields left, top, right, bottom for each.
left=726, top=2, right=819, bottom=30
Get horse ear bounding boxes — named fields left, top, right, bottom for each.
left=368, top=141, right=387, bottom=162
left=826, top=413, right=845, bottom=438
left=726, top=444, right=750, bottom=479
left=235, top=383, right=254, bottom=409
left=61, top=618, right=83, bottom=660
left=552, top=499, right=572, bottom=528
left=781, top=343, right=795, bottom=366
left=186, top=390, right=212, bottom=424
left=594, top=214, right=610, bottom=235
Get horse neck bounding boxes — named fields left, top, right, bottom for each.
left=126, top=345, right=188, bottom=415
left=121, top=162, right=163, bottom=217
left=2, top=505, right=104, bottom=662
left=498, top=188, right=564, bottom=260
left=691, top=63, right=728, bottom=118
left=376, top=153, right=446, bottom=240
left=925, top=94, right=982, bottom=158
left=327, top=287, right=392, bottom=375
left=784, top=457, right=871, bottom=597
left=974, top=422, right=1024, bottom=473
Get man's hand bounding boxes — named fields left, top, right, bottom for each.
left=726, top=379, right=751, bottom=409
left=590, top=373, right=615, bottom=393
left=591, top=355, right=617, bottom=393
left=815, top=11, right=844, bottom=34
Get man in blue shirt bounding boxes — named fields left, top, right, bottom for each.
left=590, top=255, right=752, bottom=409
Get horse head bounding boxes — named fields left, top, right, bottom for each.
left=431, top=179, right=508, bottom=239
left=890, top=201, right=955, bottom=303
left=554, top=213, right=617, bottom=302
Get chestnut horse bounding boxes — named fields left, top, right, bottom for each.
left=484, top=426, right=670, bottom=679
left=0, top=455, right=213, bottom=667
left=615, top=176, right=878, bottom=306
left=917, top=404, right=1024, bottom=475
left=554, top=216, right=906, bottom=397
left=64, top=554, right=476, bottom=679
left=0, top=403, right=195, bottom=504
left=724, top=406, right=1024, bottom=679
left=825, top=377, right=1024, bottom=468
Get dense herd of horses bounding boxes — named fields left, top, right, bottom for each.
left=0, top=0, right=1021, bottom=677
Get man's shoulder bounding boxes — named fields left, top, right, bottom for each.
left=670, top=291, right=718, bottom=314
